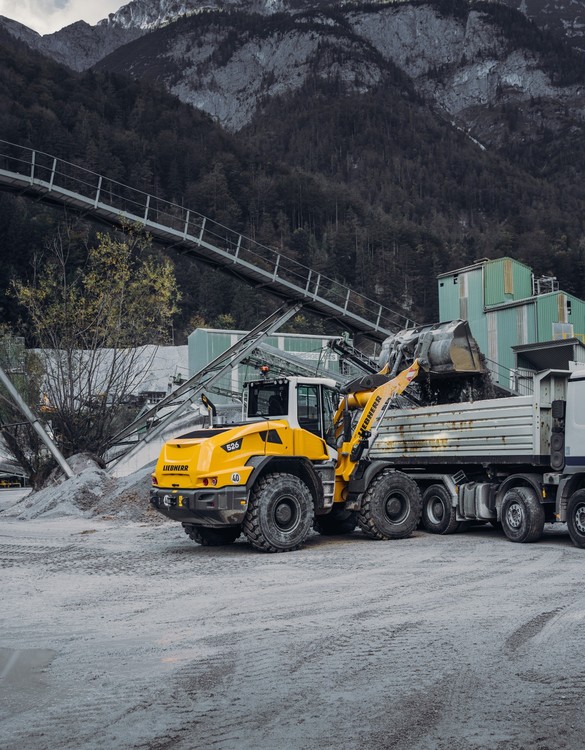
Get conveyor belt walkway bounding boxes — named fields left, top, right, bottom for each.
left=0, top=140, right=414, bottom=341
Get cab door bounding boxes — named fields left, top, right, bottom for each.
left=296, top=384, right=338, bottom=459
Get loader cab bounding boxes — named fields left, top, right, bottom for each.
left=244, top=376, right=339, bottom=448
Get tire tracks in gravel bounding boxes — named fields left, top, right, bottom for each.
left=505, top=608, right=563, bottom=653
left=4, top=521, right=585, bottom=750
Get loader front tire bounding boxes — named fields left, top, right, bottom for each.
left=183, top=524, right=241, bottom=546
left=501, top=487, right=545, bottom=543
left=358, top=470, right=422, bottom=540
left=421, top=484, right=459, bottom=534
left=243, top=473, right=314, bottom=553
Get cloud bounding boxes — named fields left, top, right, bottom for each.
left=0, top=0, right=123, bottom=35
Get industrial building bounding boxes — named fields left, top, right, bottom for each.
left=438, top=257, right=585, bottom=390
left=187, top=327, right=346, bottom=403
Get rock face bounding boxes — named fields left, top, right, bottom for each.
left=1, top=0, right=585, bottom=142
left=90, top=1, right=585, bottom=143
left=99, top=0, right=289, bottom=30
left=502, top=0, right=585, bottom=51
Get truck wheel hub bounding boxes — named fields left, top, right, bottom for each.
left=506, top=502, right=523, bottom=529
left=575, top=505, right=585, bottom=534
left=385, top=494, right=406, bottom=521
left=430, top=500, right=444, bottom=522
left=274, top=498, right=295, bottom=529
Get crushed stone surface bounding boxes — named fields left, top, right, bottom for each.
left=1, top=515, right=585, bottom=750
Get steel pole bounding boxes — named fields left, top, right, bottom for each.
left=0, top=365, right=74, bottom=479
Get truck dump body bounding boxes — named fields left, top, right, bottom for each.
left=370, top=394, right=551, bottom=465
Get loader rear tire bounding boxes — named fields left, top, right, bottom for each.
left=183, top=524, right=241, bottom=546
left=501, top=487, right=545, bottom=543
left=358, top=470, right=422, bottom=540
left=421, top=484, right=459, bottom=534
left=567, top=490, right=585, bottom=549
left=243, top=473, right=314, bottom=553
left=314, top=507, right=357, bottom=536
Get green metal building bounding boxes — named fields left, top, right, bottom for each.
left=188, top=328, right=346, bottom=403
left=438, top=257, right=585, bottom=387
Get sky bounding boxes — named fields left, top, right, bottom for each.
left=0, top=0, right=123, bottom=35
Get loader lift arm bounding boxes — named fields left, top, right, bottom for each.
left=334, top=360, right=422, bottom=487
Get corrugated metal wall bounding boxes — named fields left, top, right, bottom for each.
left=437, top=275, right=460, bottom=320
left=438, top=266, right=489, bottom=359
left=536, top=293, right=585, bottom=343
left=493, top=303, right=533, bottom=383
left=484, top=257, right=533, bottom=307
left=188, top=328, right=342, bottom=403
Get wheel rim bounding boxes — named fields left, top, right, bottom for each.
left=273, top=496, right=299, bottom=532
left=505, top=501, right=523, bottom=530
left=574, top=503, right=585, bottom=535
left=427, top=496, right=445, bottom=524
left=384, top=491, right=409, bottom=525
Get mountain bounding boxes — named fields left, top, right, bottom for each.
left=3, top=1, right=584, bottom=148
left=0, top=0, right=324, bottom=70
left=91, top=0, right=585, bottom=149
left=502, top=0, right=585, bottom=51
left=1, top=2, right=585, bottom=337
left=0, top=15, right=142, bottom=71
left=88, top=0, right=585, bottom=53
left=99, top=0, right=290, bottom=29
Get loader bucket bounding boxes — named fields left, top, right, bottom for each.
left=378, top=320, right=484, bottom=377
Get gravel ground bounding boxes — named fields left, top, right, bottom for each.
left=1, top=514, right=584, bottom=750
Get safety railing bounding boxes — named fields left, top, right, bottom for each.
left=0, top=140, right=416, bottom=339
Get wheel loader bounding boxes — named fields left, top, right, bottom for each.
left=150, top=320, right=483, bottom=552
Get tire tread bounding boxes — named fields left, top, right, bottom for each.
left=243, top=473, right=314, bottom=553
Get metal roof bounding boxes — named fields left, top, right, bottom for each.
left=512, top=338, right=585, bottom=371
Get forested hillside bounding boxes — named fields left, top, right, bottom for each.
left=1, top=16, right=585, bottom=342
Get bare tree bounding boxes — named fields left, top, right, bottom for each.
left=10, top=224, right=180, bottom=465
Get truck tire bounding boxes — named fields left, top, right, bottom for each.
left=567, top=490, right=585, bottom=549
left=421, top=484, right=459, bottom=534
left=314, top=507, right=357, bottom=536
left=357, top=470, right=422, bottom=540
left=501, top=487, right=545, bottom=543
left=182, top=524, right=241, bottom=546
left=243, top=473, right=314, bottom=553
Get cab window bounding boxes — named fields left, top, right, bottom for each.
left=322, top=387, right=339, bottom=448
left=247, top=383, right=289, bottom=418
left=297, top=385, right=321, bottom=436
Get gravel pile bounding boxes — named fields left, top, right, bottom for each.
left=0, top=453, right=158, bottom=522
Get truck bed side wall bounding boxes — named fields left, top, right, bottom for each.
left=369, top=370, right=573, bottom=465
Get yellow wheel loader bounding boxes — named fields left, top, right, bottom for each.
left=150, top=320, right=483, bottom=552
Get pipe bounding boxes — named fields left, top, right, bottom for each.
left=0, top=365, right=74, bottom=479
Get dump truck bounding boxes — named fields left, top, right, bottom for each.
left=150, top=319, right=486, bottom=552
left=371, top=366, right=585, bottom=549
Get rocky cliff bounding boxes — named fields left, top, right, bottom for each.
left=2, top=0, right=585, bottom=143
left=92, top=1, right=585, bottom=146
